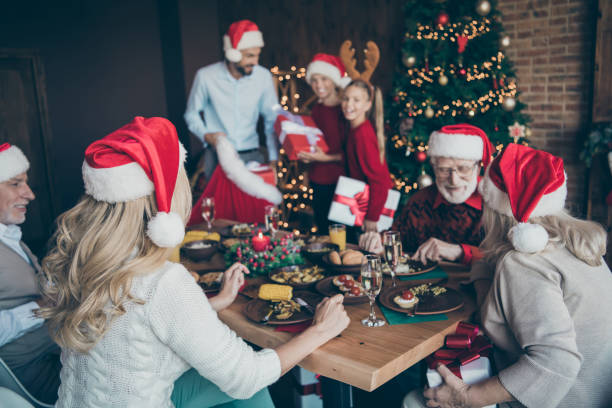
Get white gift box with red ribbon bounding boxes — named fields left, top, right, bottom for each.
left=327, top=176, right=400, bottom=232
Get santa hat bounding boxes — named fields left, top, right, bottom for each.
left=306, top=53, right=351, bottom=89
left=428, top=124, right=494, bottom=168
left=223, top=20, right=264, bottom=63
left=0, top=143, right=30, bottom=183
left=479, top=144, right=567, bottom=253
left=82, top=116, right=187, bottom=248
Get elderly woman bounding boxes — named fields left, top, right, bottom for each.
left=418, top=144, right=612, bottom=408
left=38, top=117, right=349, bottom=408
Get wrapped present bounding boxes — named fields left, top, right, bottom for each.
left=274, top=112, right=328, bottom=160
left=327, top=176, right=400, bottom=232
left=425, top=322, right=494, bottom=408
left=246, top=161, right=276, bottom=186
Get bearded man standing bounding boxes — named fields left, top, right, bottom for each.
left=184, top=19, right=279, bottom=179
left=360, top=124, right=493, bottom=265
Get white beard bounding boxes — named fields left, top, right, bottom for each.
left=437, top=173, right=478, bottom=204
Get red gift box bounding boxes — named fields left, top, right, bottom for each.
left=248, top=163, right=276, bottom=186
left=274, top=114, right=328, bottom=160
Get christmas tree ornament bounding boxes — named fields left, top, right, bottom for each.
left=417, top=171, right=433, bottom=189
left=468, top=109, right=475, bottom=117
left=436, top=11, right=450, bottom=26
left=525, top=127, right=532, bottom=137
left=438, top=74, right=449, bottom=86
left=402, top=54, right=417, bottom=68
left=457, top=35, right=469, bottom=54
left=405, top=147, right=412, bottom=157
left=424, top=106, right=435, bottom=118
left=399, top=117, right=414, bottom=136
left=458, top=67, right=467, bottom=77
left=393, top=95, right=400, bottom=103
left=415, top=150, right=427, bottom=162
left=500, top=35, right=511, bottom=48
left=502, top=96, right=516, bottom=111
left=476, top=0, right=491, bottom=16
left=508, top=121, right=526, bottom=143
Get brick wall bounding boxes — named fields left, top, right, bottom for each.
left=498, top=0, right=597, bottom=214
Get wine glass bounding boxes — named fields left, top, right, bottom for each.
left=383, top=231, right=402, bottom=287
left=361, top=254, right=385, bottom=327
left=201, top=197, right=215, bottom=231
left=264, top=205, right=280, bottom=236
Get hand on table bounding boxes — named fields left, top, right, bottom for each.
left=359, top=231, right=383, bottom=255
left=213, top=263, right=249, bottom=311
left=423, top=364, right=471, bottom=408
left=412, top=238, right=463, bottom=264
left=311, top=294, right=350, bottom=342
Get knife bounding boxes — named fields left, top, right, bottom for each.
left=295, top=297, right=315, bottom=314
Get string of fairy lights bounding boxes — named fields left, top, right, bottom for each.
left=408, top=18, right=492, bottom=41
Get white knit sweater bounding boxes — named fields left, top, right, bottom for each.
left=56, top=262, right=281, bottom=407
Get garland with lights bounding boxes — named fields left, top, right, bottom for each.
left=387, top=0, right=530, bottom=197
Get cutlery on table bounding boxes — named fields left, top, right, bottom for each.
left=295, top=297, right=315, bottom=314
left=260, top=307, right=274, bottom=323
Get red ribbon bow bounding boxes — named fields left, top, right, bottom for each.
left=426, top=321, right=492, bottom=379
left=333, top=187, right=370, bottom=226
left=457, top=35, right=468, bottom=54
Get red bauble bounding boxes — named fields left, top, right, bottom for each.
left=436, top=11, right=450, bottom=26
left=393, top=95, right=400, bottom=103
left=415, top=151, right=427, bottom=162
left=458, top=68, right=467, bottom=77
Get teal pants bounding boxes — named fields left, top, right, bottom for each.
left=171, top=368, right=275, bottom=408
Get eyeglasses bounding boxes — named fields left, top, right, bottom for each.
left=433, top=164, right=477, bottom=178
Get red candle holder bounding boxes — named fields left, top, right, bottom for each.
left=252, top=232, right=270, bottom=252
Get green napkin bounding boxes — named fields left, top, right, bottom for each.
left=398, top=266, right=447, bottom=281
left=379, top=305, right=448, bottom=325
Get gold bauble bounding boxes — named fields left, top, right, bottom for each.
left=502, top=97, right=516, bottom=112
left=424, top=106, right=435, bottom=118
left=468, top=109, right=475, bottom=117
left=417, top=172, right=433, bottom=189
left=403, top=55, right=417, bottom=68
left=476, top=0, right=491, bottom=16
left=438, top=74, right=449, bottom=86
left=525, top=127, right=532, bottom=137
left=500, top=35, right=511, bottom=48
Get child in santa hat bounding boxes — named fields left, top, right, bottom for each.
left=419, top=144, right=612, bottom=408
left=38, top=117, right=349, bottom=408
left=298, top=53, right=350, bottom=234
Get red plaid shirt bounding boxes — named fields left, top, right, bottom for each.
left=392, top=185, right=484, bottom=264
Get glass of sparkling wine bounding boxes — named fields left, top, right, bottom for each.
left=383, top=231, right=402, bottom=287
left=201, top=197, right=215, bottom=231
left=265, top=205, right=280, bottom=236
left=361, top=254, right=385, bottom=327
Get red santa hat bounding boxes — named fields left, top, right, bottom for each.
left=223, top=20, right=264, bottom=63
left=0, top=143, right=30, bottom=183
left=82, top=116, right=187, bottom=248
left=479, top=143, right=567, bottom=253
left=428, top=124, right=494, bottom=168
left=306, top=53, right=351, bottom=89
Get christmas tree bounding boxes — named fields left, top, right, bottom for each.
left=387, top=0, right=530, bottom=197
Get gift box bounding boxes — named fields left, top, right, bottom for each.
left=274, top=112, right=328, bottom=160
left=425, top=322, right=495, bottom=408
left=327, top=176, right=400, bottom=232
left=246, top=161, right=276, bottom=186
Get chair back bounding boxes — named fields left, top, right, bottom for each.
left=0, top=357, right=53, bottom=408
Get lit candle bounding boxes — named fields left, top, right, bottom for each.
left=252, top=232, right=270, bottom=252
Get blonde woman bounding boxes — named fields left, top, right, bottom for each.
left=38, top=117, right=349, bottom=408
left=415, top=144, right=612, bottom=408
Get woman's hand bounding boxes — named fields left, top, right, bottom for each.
left=298, top=147, right=341, bottom=163
left=362, top=219, right=378, bottom=233
left=310, top=294, right=350, bottom=342
left=359, top=231, right=384, bottom=254
left=210, top=263, right=249, bottom=311
left=423, top=364, right=471, bottom=408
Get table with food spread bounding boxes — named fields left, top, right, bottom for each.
left=180, top=220, right=476, bottom=407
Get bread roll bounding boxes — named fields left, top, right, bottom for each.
left=342, top=250, right=364, bottom=265
left=329, top=251, right=342, bottom=265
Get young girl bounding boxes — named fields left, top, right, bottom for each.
left=298, top=53, right=349, bottom=234
left=38, top=117, right=349, bottom=408
left=341, top=79, right=392, bottom=233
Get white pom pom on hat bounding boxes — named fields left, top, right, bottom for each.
left=0, top=143, right=30, bottom=183
left=223, top=20, right=264, bottom=63
left=478, top=143, right=567, bottom=253
left=82, top=116, right=187, bottom=248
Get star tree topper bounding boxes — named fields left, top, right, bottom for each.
left=508, top=121, right=526, bottom=143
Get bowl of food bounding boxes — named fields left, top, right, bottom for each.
left=321, top=249, right=365, bottom=275
left=302, top=242, right=340, bottom=265
left=269, top=265, right=326, bottom=289
left=181, top=239, right=219, bottom=262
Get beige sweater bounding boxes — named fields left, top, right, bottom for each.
left=481, top=246, right=612, bottom=408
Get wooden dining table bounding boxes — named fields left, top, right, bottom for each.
left=182, top=220, right=476, bottom=407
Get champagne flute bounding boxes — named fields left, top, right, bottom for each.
left=201, top=197, right=215, bottom=231
left=383, top=231, right=402, bottom=287
left=361, top=254, right=385, bottom=327
left=264, top=205, right=280, bottom=236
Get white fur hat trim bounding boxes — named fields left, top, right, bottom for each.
left=0, top=145, right=30, bottom=183
left=306, top=60, right=349, bottom=88
left=146, top=211, right=185, bottom=247
left=215, top=137, right=282, bottom=204
left=428, top=131, right=484, bottom=161
left=223, top=31, right=264, bottom=63
left=508, top=222, right=549, bottom=253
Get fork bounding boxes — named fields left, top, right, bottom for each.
left=295, top=297, right=315, bottom=314
left=260, top=307, right=274, bottom=323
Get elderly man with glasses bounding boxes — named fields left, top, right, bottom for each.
left=360, top=124, right=493, bottom=266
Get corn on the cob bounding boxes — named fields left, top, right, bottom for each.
left=258, top=284, right=293, bottom=301
left=183, top=230, right=221, bottom=244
